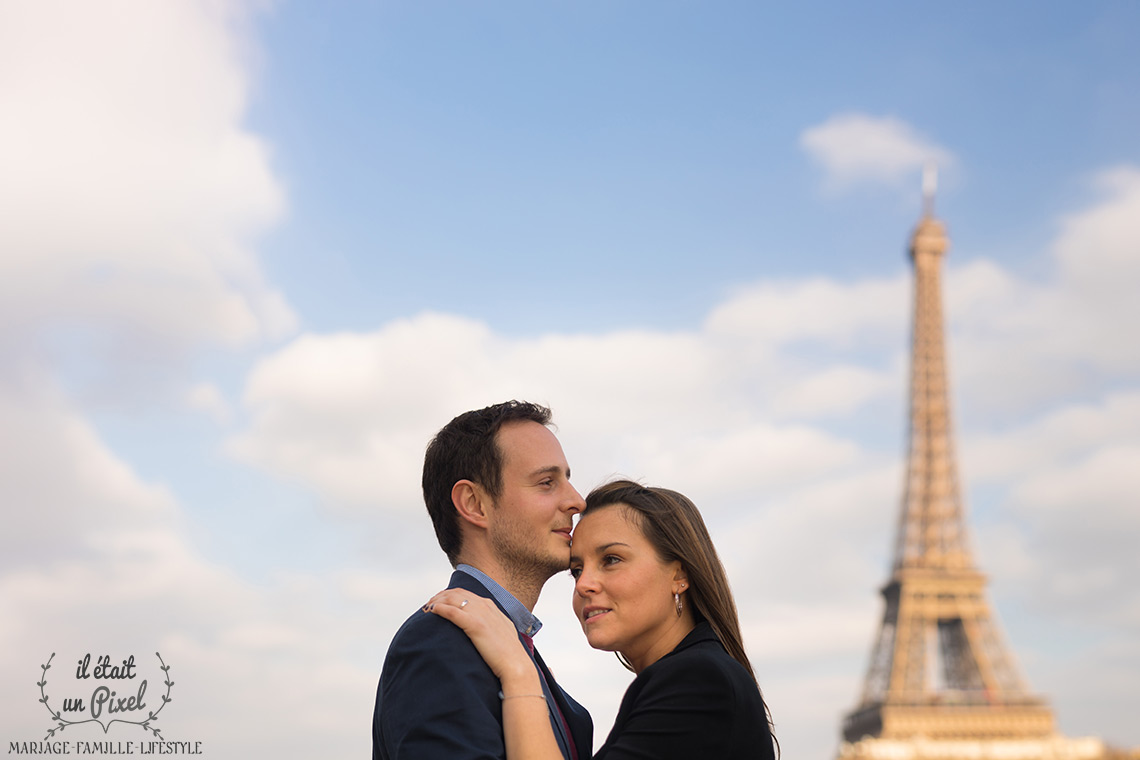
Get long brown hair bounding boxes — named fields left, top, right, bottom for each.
left=584, top=479, right=777, bottom=742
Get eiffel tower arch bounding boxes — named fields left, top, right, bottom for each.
left=837, top=179, right=1107, bottom=760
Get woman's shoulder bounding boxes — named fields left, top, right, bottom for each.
left=657, top=622, right=745, bottom=667
left=636, top=623, right=755, bottom=693
left=599, top=623, right=775, bottom=759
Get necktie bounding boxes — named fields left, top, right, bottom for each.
left=520, top=633, right=579, bottom=760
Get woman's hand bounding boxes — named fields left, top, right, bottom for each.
left=425, top=589, right=535, bottom=686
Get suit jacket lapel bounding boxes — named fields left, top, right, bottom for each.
left=534, top=647, right=589, bottom=760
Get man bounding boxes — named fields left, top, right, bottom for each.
left=373, top=401, right=592, bottom=759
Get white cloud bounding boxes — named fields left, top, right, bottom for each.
left=225, top=315, right=507, bottom=509
left=186, top=381, right=232, bottom=423
left=941, top=170, right=1140, bottom=420
left=0, top=371, right=177, bottom=570
left=0, top=6, right=372, bottom=756
left=0, top=375, right=396, bottom=758
left=1054, top=167, right=1140, bottom=294
left=1014, top=444, right=1140, bottom=516
left=1045, top=166, right=1140, bottom=372
left=226, top=307, right=903, bottom=511
left=800, top=113, right=955, bottom=190
left=626, top=423, right=871, bottom=502
left=744, top=601, right=878, bottom=661
left=706, top=274, right=908, bottom=350
left=770, top=364, right=897, bottom=418
left=1001, top=443, right=1140, bottom=627
left=0, top=0, right=295, bottom=363
left=224, top=273, right=913, bottom=514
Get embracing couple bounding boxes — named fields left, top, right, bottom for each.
left=372, top=401, right=777, bottom=759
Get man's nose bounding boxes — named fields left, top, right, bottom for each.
left=562, top=483, right=585, bottom=514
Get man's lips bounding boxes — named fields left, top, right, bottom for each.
left=553, top=527, right=573, bottom=540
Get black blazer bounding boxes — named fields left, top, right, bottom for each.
left=594, top=622, right=776, bottom=760
left=372, top=571, right=593, bottom=759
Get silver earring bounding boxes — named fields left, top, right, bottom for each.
left=674, top=591, right=683, bottom=617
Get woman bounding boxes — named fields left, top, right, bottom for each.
left=428, top=479, right=777, bottom=759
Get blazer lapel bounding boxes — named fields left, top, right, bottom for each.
left=534, top=648, right=591, bottom=759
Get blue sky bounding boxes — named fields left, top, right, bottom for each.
left=251, top=2, right=1140, bottom=332
left=2, top=2, right=1139, bottom=758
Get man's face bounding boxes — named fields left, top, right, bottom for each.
left=486, top=420, right=585, bottom=581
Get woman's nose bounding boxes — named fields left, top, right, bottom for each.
left=575, top=569, right=598, bottom=596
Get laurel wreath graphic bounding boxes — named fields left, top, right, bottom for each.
left=38, top=652, right=174, bottom=741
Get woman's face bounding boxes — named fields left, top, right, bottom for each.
left=569, top=504, right=688, bottom=671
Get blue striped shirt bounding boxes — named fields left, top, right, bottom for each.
left=456, top=563, right=542, bottom=637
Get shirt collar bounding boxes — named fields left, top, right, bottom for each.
left=457, top=563, right=542, bottom=637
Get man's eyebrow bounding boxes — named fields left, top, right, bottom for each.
left=528, top=465, right=567, bottom=479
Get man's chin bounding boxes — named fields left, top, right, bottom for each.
left=538, top=554, right=571, bottom=581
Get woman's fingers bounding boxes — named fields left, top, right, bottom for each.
left=423, top=589, right=533, bottom=680
left=424, top=589, right=487, bottom=614
left=422, top=590, right=501, bottom=636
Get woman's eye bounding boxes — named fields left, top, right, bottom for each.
left=569, top=567, right=581, bottom=579
left=602, top=555, right=621, bottom=566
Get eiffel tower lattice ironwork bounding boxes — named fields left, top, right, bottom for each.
left=842, top=180, right=1055, bottom=744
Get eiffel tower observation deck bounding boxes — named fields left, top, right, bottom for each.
left=838, top=172, right=1107, bottom=760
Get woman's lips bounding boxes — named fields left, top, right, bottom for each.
left=581, top=607, right=610, bottom=623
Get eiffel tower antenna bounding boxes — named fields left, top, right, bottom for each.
left=840, top=177, right=1056, bottom=747
left=922, top=162, right=937, bottom=217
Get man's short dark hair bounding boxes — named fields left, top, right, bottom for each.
left=423, top=400, right=552, bottom=566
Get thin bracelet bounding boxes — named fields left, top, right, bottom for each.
left=501, top=694, right=546, bottom=701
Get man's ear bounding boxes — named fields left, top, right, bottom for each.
left=452, top=479, right=491, bottom=529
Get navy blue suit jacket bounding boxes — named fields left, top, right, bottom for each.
left=594, top=622, right=775, bottom=760
left=373, top=571, right=593, bottom=759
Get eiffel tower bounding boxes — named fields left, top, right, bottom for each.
left=839, top=171, right=1067, bottom=753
